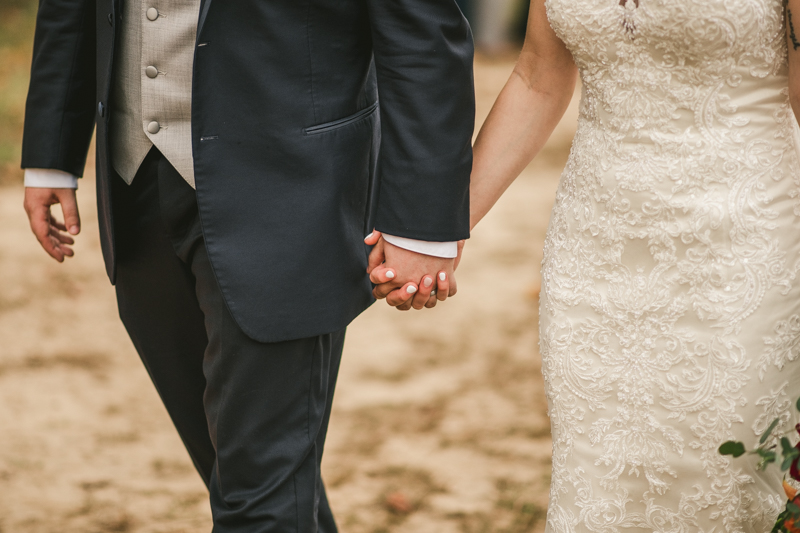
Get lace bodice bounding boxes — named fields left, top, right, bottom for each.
left=538, top=1, right=800, bottom=531
left=547, top=0, right=788, bottom=141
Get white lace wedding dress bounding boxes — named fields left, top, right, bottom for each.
left=539, top=0, right=800, bottom=531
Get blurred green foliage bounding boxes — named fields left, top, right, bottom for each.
left=0, top=0, right=38, bottom=183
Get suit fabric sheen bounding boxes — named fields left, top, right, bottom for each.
left=21, top=0, right=475, bottom=344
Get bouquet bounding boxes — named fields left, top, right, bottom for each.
left=719, top=397, right=800, bottom=533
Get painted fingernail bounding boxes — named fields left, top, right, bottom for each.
left=439, top=272, right=446, bottom=281
left=69, top=226, right=79, bottom=234
left=365, top=232, right=373, bottom=241
left=424, top=277, right=433, bottom=288
left=430, top=290, right=436, bottom=296
left=407, top=285, right=417, bottom=294
left=386, top=271, right=395, bottom=279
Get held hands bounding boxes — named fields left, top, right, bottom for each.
left=364, top=230, right=465, bottom=311
left=23, top=187, right=81, bottom=262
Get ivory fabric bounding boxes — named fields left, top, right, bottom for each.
left=110, top=0, right=199, bottom=187
left=539, top=0, right=800, bottom=531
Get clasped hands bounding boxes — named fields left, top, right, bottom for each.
left=364, top=230, right=464, bottom=311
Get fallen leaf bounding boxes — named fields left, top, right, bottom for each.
left=526, top=282, right=541, bottom=300
left=385, top=491, right=413, bottom=514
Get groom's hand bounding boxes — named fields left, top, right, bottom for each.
left=365, top=232, right=457, bottom=311
left=23, top=187, right=81, bottom=262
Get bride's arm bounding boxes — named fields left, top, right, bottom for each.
left=789, top=0, right=800, bottom=123
left=469, top=0, right=577, bottom=230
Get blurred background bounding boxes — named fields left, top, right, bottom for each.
left=0, top=1, right=579, bottom=532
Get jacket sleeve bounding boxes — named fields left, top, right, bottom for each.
left=21, top=0, right=96, bottom=177
left=367, top=0, right=475, bottom=242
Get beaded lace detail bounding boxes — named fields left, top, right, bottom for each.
left=539, top=0, right=800, bottom=531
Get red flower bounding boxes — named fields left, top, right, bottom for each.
left=780, top=494, right=800, bottom=533
left=785, top=495, right=800, bottom=533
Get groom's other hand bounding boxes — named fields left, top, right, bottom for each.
left=23, top=187, right=81, bottom=262
left=366, top=232, right=456, bottom=311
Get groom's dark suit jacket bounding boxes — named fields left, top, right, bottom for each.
left=21, top=0, right=475, bottom=342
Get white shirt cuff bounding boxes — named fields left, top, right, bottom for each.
left=382, top=234, right=458, bottom=258
left=24, top=168, right=79, bottom=189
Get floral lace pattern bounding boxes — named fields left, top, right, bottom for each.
left=539, top=0, right=800, bottom=531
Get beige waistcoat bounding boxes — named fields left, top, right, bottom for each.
left=110, top=0, right=200, bottom=188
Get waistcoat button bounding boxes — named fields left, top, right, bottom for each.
left=145, top=66, right=158, bottom=78
left=147, top=121, right=160, bottom=134
left=146, top=7, right=159, bottom=21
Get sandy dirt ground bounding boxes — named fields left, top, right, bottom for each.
left=0, top=58, right=578, bottom=533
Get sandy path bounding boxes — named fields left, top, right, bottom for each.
left=0, top=58, right=577, bottom=533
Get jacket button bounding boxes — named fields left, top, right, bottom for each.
left=146, top=7, right=158, bottom=21
left=145, top=66, right=158, bottom=78
left=147, top=121, right=160, bottom=134
left=98, top=102, right=105, bottom=117
left=107, top=13, right=113, bottom=25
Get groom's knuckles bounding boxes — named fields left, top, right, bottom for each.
left=386, top=286, right=413, bottom=307
left=31, top=217, right=61, bottom=260
left=30, top=212, right=49, bottom=242
left=394, top=292, right=414, bottom=311
left=385, top=292, right=405, bottom=306
left=372, top=286, right=388, bottom=299
left=411, top=295, right=427, bottom=309
left=411, top=282, right=433, bottom=309
left=373, top=281, right=400, bottom=298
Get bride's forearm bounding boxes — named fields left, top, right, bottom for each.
left=469, top=63, right=577, bottom=230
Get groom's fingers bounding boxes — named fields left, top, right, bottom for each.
left=385, top=283, right=417, bottom=308
left=448, top=274, right=458, bottom=297
left=396, top=299, right=414, bottom=311
left=373, top=281, right=403, bottom=299
left=425, top=292, right=438, bottom=308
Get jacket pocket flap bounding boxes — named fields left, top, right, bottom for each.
left=304, top=102, right=379, bottom=135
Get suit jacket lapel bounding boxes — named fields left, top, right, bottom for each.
left=197, top=0, right=212, bottom=42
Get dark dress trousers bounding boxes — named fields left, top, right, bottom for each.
left=21, top=0, right=474, bottom=531
left=114, top=147, right=344, bottom=531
